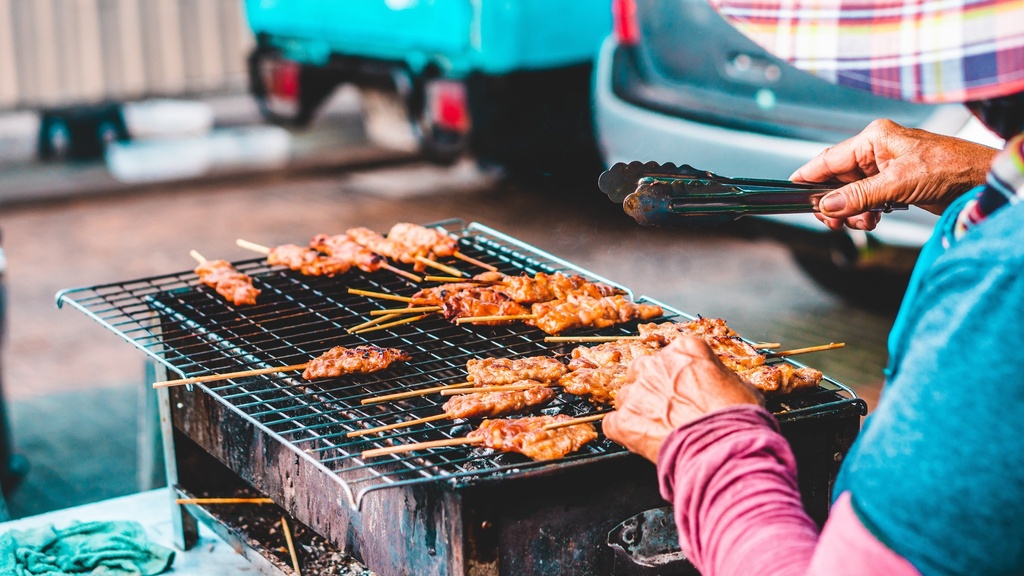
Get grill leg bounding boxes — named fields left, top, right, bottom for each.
left=156, top=381, right=199, bottom=549
left=137, top=359, right=166, bottom=490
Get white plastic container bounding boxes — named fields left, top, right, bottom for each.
left=122, top=100, right=214, bottom=139
left=206, top=125, right=292, bottom=169
left=105, top=137, right=211, bottom=183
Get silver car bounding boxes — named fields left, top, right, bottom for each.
left=593, top=0, right=1002, bottom=306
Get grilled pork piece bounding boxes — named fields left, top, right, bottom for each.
left=410, top=283, right=485, bottom=305
left=559, top=363, right=629, bottom=405
left=637, top=317, right=738, bottom=342
left=442, top=383, right=555, bottom=419
left=530, top=294, right=663, bottom=335
left=309, top=234, right=384, bottom=273
left=568, top=340, right=661, bottom=370
left=705, top=337, right=766, bottom=372
left=439, top=288, right=529, bottom=324
left=267, top=244, right=352, bottom=276
left=739, top=364, right=822, bottom=394
left=302, top=345, right=412, bottom=379
left=346, top=227, right=411, bottom=263
left=499, top=272, right=624, bottom=304
left=194, top=259, right=260, bottom=306
left=387, top=223, right=457, bottom=259
left=467, top=415, right=598, bottom=461
left=466, top=356, right=568, bottom=386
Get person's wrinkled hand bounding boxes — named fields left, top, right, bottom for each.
left=791, top=119, right=999, bottom=231
left=603, top=336, right=763, bottom=463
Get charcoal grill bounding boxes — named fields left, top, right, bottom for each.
left=57, top=220, right=866, bottom=575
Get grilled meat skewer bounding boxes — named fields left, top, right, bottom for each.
left=528, top=294, right=663, bottom=335
left=467, top=356, right=568, bottom=386
left=302, top=345, right=412, bottom=379
left=362, top=414, right=599, bottom=461
left=193, top=256, right=260, bottom=306
left=466, top=415, right=599, bottom=461
left=265, top=243, right=352, bottom=276
left=442, top=384, right=556, bottom=419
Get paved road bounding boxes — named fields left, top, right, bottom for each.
left=0, top=144, right=895, bottom=519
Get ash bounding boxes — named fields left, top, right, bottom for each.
left=199, top=490, right=377, bottom=576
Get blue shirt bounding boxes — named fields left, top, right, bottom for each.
left=833, top=191, right=1024, bottom=576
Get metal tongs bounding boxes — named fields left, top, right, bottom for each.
left=598, top=161, right=907, bottom=226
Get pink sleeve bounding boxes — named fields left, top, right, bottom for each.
left=657, top=405, right=920, bottom=576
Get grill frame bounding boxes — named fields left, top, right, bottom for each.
left=57, top=220, right=866, bottom=575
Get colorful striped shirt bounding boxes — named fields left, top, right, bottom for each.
left=953, top=133, right=1024, bottom=240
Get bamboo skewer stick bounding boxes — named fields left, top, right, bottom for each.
left=236, top=238, right=271, bottom=254
left=452, top=251, right=499, bottom=272
left=361, top=382, right=473, bottom=405
left=153, top=363, right=309, bottom=389
left=281, top=516, right=302, bottom=576
left=544, top=335, right=643, bottom=343
left=541, top=413, right=609, bottom=431
left=176, top=497, right=274, bottom=505
left=363, top=437, right=483, bottom=459
left=347, top=288, right=414, bottom=303
left=347, top=413, right=451, bottom=437
left=440, top=383, right=551, bottom=396
left=189, top=249, right=206, bottom=264
left=350, top=313, right=432, bottom=334
left=383, top=263, right=423, bottom=283
left=454, top=314, right=536, bottom=324
left=424, top=275, right=482, bottom=283
left=770, top=342, right=845, bottom=357
left=370, top=306, right=440, bottom=316
left=414, top=256, right=465, bottom=277
left=347, top=313, right=403, bottom=333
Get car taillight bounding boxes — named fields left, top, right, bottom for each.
left=428, top=80, right=470, bottom=133
left=268, top=59, right=300, bottom=99
left=612, top=0, right=640, bottom=45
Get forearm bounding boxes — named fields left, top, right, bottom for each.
left=659, top=405, right=919, bottom=576
left=659, top=405, right=818, bottom=576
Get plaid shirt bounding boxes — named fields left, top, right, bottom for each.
left=709, top=0, right=1024, bottom=104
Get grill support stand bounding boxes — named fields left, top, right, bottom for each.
left=155, top=371, right=199, bottom=551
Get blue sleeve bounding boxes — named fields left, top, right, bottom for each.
left=834, top=203, right=1024, bottom=576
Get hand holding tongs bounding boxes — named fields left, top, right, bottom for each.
left=598, top=161, right=907, bottom=226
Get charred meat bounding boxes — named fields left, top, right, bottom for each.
left=466, top=356, right=568, bottom=386
left=467, top=415, right=598, bottom=461
left=442, top=384, right=555, bottom=419
left=194, top=259, right=260, bottom=306
left=302, top=345, right=412, bottom=380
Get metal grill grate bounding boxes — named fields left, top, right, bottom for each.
left=57, top=220, right=856, bottom=508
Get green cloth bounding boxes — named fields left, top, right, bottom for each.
left=0, top=520, right=174, bottom=575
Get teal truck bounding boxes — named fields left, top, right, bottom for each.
left=244, top=0, right=611, bottom=170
